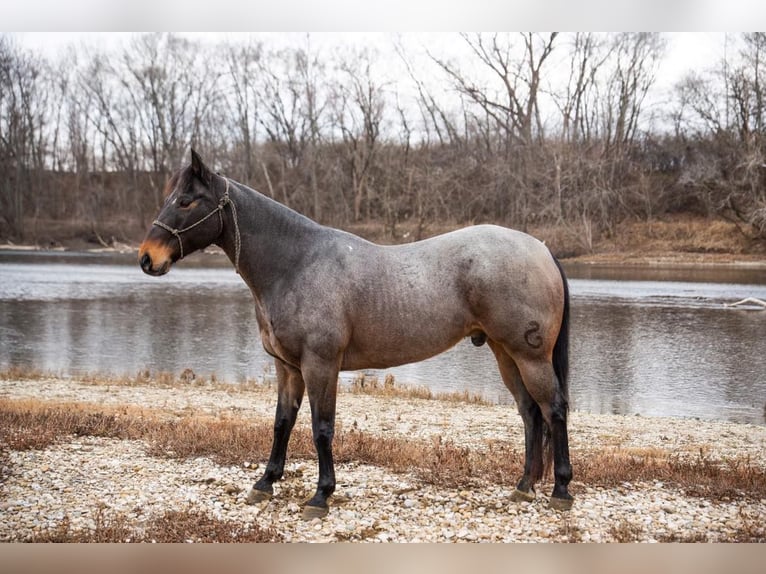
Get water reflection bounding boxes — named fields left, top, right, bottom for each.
left=570, top=303, right=766, bottom=422
left=1, top=255, right=765, bottom=424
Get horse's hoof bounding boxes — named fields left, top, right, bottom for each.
left=245, top=488, right=272, bottom=505
left=510, top=488, right=536, bottom=503
left=549, top=496, right=574, bottom=511
left=301, top=504, right=329, bottom=521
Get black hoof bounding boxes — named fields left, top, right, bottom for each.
left=549, top=495, right=574, bottom=511
left=245, top=487, right=272, bottom=505
left=301, top=504, right=329, bottom=520
left=510, top=488, right=536, bottom=503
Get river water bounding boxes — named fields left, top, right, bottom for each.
left=1, top=251, right=765, bottom=424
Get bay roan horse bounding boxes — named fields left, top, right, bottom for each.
left=139, top=149, right=573, bottom=518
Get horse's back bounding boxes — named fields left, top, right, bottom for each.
left=399, top=224, right=550, bottom=261
left=398, top=224, right=559, bottom=295
left=338, top=224, right=564, bottom=369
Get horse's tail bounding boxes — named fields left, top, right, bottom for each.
left=552, top=255, right=570, bottom=404
left=543, top=254, right=570, bottom=477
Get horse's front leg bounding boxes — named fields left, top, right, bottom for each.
left=246, top=359, right=305, bottom=504
left=299, top=352, right=340, bottom=520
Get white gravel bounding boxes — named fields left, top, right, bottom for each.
left=1, top=376, right=765, bottom=542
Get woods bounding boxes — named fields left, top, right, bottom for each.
left=1, top=33, right=765, bottom=253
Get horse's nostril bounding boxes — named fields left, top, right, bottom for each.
left=140, top=253, right=152, bottom=271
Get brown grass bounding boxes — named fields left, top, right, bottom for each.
left=574, top=447, right=766, bottom=501
left=609, top=505, right=765, bottom=543
left=347, top=372, right=491, bottom=405
left=0, top=366, right=491, bottom=405
left=0, top=399, right=151, bottom=451
left=544, top=216, right=766, bottom=263
left=655, top=506, right=765, bottom=543
left=2, top=397, right=764, bottom=503
left=28, top=504, right=282, bottom=543
left=608, top=519, right=645, bottom=543
left=3, top=396, right=765, bottom=543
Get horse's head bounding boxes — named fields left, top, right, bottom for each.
left=139, top=149, right=228, bottom=276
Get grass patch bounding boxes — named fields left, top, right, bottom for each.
left=346, top=372, right=491, bottom=405
left=575, top=447, right=766, bottom=501
left=2, top=397, right=764, bottom=502
left=609, top=506, right=766, bottom=543
left=28, top=505, right=282, bottom=543
left=0, top=366, right=492, bottom=405
left=655, top=506, right=765, bottom=542
left=609, top=519, right=645, bottom=543
left=0, top=399, right=151, bottom=451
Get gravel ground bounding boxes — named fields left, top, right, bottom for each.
left=1, top=376, right=765, bottom=543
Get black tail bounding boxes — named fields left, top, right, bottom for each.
left=551, top=255, right=570, bottom=404
left=543, top=255, right=570, bottom=478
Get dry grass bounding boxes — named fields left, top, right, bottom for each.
left=3, top=396, right=765, bottom=543
left=608, top=519, right=646, bottom=543
left=2, top=397, right=764, bottom=502
left=0, top=365, right=268, bottom=390
left=608, top=506, right=765, bottom=543
left=0, top=399, right=151, bottom=451
left=574, top=447, right=766, bottom=501
left=535, top=216, right=766, bottom=261
left=0, top=366, right=492, bottom=405
left=28, top=504, right=282, bottom=543
left=347, top=372, right=491, bottom=405
left=655, top=506, right=765, bottom=543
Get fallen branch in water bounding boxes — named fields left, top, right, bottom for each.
left=726, top=297, right=766, bottom=309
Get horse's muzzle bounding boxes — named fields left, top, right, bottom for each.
left=139, top=253, right=171, bottom=276
left=138, top=240, right=173, bottom=276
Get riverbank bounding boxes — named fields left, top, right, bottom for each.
left=1, top=373, right=764, bottom=542
left=2, top=216, right=765, bottom=268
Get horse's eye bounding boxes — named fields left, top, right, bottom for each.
left=178, top=197, right=193, bottom=208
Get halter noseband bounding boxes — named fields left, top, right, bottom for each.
left=152, top=177, right=241, bottom=272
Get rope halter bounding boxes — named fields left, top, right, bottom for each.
left=152, top=177, right=241, bottom=272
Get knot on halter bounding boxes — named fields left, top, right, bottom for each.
left=152, top=177, right=241, bottom=272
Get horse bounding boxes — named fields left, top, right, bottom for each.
left=139, top=149, right=573, bottom=519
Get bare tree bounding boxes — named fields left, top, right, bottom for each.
left=554, top=33, right=612, bottom=145
left=222, top=39, right=262, bottom=184
left=601, top=33, right=665, bottom=156
left=0, top=36, right=49, bottom=238
left=330, top=47, right=386, bottom=222
left=394, top=39, right=461, bottom=148
left=431, top=33, right=558, bottom=150
left=119, top=34, right=221, bottom=183
left=256, top=41, right=328, bottom=218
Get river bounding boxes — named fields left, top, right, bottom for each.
left=1, top=251, right=765, bottom=424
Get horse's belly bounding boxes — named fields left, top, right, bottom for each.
left=340, top=310, right=469, bottom=370
left=341, top=339, right=462, bottom=370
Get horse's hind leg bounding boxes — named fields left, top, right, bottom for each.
left=246, top=359, right=305, bottom=504
left=489, top=342, right=545, bottom=502
left=515, top=357, right=573, bottom=510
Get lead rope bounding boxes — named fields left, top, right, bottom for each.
left=227, top=179, right=242, bottom=274
left=152, top=177, right=241, bottom=274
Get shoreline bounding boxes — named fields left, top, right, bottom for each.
left=1, top=374, right=764, bottom=543
left=2, top=243, right=765, bottom=270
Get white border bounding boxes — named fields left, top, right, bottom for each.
left=2, top=0, right=765, bottom=32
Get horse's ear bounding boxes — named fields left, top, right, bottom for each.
left=190, top=148, right=212, bottom=184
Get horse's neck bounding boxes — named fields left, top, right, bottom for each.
left=218, top=182, right=321, bottom=294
